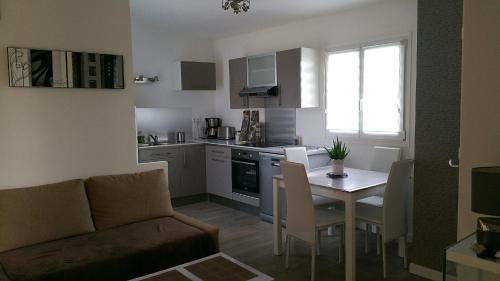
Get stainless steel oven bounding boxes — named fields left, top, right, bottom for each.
left=231, top=149, right=259, bottom=197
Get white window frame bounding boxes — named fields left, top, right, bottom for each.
left=325, top=37, right=409, bottom=143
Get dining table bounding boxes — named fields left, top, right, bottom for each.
left=273, top=166, right=389, bottom=281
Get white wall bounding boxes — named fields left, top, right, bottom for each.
left=0, top=0, right=139, bottom=187
left=131, top=22, right=217, bottom=121
left=457, top=0, right=500, bottom=239
left=213, top=0, right=418, bottom=166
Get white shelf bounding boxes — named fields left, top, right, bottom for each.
left=446, top=233, right=500, bottom=275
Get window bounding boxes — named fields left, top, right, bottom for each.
left=326, top=40, right=406, bottom=140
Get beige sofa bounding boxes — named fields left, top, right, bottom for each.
left=0, top=169, right=218, bottom=281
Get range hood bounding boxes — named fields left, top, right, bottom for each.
left=239, top=86, right=278, bottom=97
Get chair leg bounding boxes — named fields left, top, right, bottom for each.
left=311, top=245, right=316, bottom=281
left=403, top=236, right=408, bottom=269
left=382, top=238, right=387, bottom=279
left=316, top=230, right=321, bottom=256
left=285, top=235, right=290, bottom=269
left=365, top=223, right=370, bottom=254
left=376, top=226, right=381, bottom=256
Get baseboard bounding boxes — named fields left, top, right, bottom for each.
left=172, top=193, right=209, bottom=207
left=208, top=194, right=260, bottom=216
left=409, top=263, right=442, bottom=281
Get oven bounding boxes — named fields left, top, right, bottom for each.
left=231, top=149, right=260, bottom=197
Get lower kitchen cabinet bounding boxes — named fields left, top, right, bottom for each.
left=179, top=145, right=206, bottom=198
left=138, top=145, right=206, bottom=198
left=205, top=145, right=232, bottom=199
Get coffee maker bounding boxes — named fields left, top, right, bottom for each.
left=205, top=118, right=221, bottom=139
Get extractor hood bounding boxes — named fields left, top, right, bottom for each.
left=239, top=86, right=278, bottom=97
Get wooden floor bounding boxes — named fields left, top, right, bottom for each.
left=176, top=201, right=426, bottom=281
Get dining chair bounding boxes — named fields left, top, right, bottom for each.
left=356, top=159, right=414, bottom=278
left=284, top=147, right=338, bottom=206
left=357, top=146, right=401, bottom=254
left=280, top=161, right=345, bottom=281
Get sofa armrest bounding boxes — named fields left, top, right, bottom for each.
left=0, top=264, right=12, bottom=281
left=172, top=211, right=219, bottom=250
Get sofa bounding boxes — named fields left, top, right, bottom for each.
left=0, top=168, right=218, bottom=281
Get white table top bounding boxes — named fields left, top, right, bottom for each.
left=274, top=166, right=389, bottom=193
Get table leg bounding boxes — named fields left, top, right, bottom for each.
left=345, top=196, right=356, bottom=281
left=273, top=178, right=282, bottom=255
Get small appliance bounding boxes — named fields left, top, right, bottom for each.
left=176, top=131, right=186, bottom=143
left=205, top=118, right=221, bottom=139
left=217, top=126, right=236, bottom=140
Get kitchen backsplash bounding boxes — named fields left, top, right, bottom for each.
left=135, top=107, right=193, bottom=142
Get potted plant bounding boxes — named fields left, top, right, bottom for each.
left=324, top=137, right=350, bottom=176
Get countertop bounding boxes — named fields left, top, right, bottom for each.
left=138, top=139, right=327, bottom=155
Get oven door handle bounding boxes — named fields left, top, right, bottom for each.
left=232, top=160, right=257, bottom=166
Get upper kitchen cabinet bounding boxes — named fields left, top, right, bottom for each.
left=275, top=48, right=319, bottom=108
left=229, top=57, right=265, bottom=108
left=175, top=61, right=216, bottom=91
left=229, top=48, right=319, bottom=109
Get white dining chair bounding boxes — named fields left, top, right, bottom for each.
left=358, top=146, right=401, bottom=254
left=356, top=159, right=414, bottom=279
left=281, top=161, right=345, bottom=281
left=284, top=147, right=338, bottom=206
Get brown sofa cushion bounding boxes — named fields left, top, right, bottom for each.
left=0, top=215, right=218, bottom=281
left=85, top=169, right=174, bottom=230
left=0, top=180, right=95, bottom=253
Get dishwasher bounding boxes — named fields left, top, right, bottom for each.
left=259, top=152, right=286, bottom=223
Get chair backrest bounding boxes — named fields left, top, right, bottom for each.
left=284, top=147, right=310, bottom=171
left=280, top=161, right=316, bottom=244
left=382, top=159, right=414, bottom=242
left=370, top=146, right=401, bottom=173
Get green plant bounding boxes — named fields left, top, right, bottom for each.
left=324, top=137, right=350, bottom=160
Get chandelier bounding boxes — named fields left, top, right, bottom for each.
left=222, top=0, right=250, bottom=14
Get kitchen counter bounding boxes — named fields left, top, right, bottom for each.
left=138, top=139, right=326, bottom=155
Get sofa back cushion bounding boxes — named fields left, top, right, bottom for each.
left=0, top=179, right=95, bottom=252
left=85, top=169, right=173, bottom=230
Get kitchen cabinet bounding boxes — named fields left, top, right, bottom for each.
left=229, top=57, right=265, bottom=109
left=205, top=145, right=232, bottom=199
left=175, top=61, right=216, bottom=91
left=138, top=145, right=205, bottom=198
left=179, top=145, right=206, bottom=197
left=275, top=48, right=319, bottom=108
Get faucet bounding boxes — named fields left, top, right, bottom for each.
left=148, top=135, right=159, bottom=145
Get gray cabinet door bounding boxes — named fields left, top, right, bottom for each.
left=276, top=48, right=302, bottom=108
left=139, top=147, right=183, bottom=198
left=180, top=145, right=206, bottom=197
left=206, top=146, right=232, bottom=198
left=229, top=57, right=247, bottom=109
left=229, top=57, right=265, bottom=109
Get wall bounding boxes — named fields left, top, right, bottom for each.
left=131, top=22, right=217, bottom=122
left=213, top=0, right=417, bottom=163
left=412, top=0, right=463, bottom=273
left=0, top=0, right=139, bottom=187
left=457, top=0, right=500, bottom=239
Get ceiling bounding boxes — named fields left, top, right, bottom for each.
left=130, top=0, right=386, bottom=39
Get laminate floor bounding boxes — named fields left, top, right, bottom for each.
left=176, top=202, right=426, bottom=281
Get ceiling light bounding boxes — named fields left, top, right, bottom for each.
left=222, top=0, right=250, bottom=14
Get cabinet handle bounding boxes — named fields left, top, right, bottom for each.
left=183, top=151, right=186, bottom=167
left=212, top=158, right=225, bottom=163
left=210, top=150, right=225, bottom=154
left=271, top=162, right=280, bottom=167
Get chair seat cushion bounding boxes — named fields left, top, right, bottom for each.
left=356, top=204, right=383, bottom=225
left=356, top=196, right=384, bottom=207
left=0, top=216, right=218, bottom=281
left=315, top=208, right=345, bottom=229
left=312, top=195, right=339, bottom=206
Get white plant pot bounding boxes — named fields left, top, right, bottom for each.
left=332, top=159, right=344, bottom=176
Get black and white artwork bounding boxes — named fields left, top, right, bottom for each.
left=7, top=47, right=124, bottom=89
